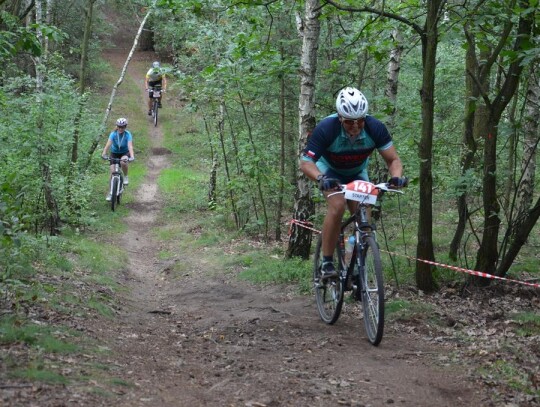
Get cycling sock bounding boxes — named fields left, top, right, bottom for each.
left=323, top=256, right=333, bottom=264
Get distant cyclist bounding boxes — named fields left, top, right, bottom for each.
left=300, top=87, right=407, bottom=280
left=145, top=61, right=167, bottom=115
left=101, top=117, right=135, bottom=201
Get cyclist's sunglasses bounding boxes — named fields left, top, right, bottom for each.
left=117, top=125, right=126, bottom=129
left=340, top=117, right=364, bottom=126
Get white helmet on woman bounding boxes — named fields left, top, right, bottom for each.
left=152, top=61, right=160, bottom=68
left=116, top=117, right=128, bottom=127
left=335, top=87, right=368, bottom=119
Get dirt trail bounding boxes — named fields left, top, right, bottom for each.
left=85, top=29, right=490, bottom=407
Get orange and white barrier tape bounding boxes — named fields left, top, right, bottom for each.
left=288, top=219, right=321, bottom=236
left=289, top=218, right=539, bottom=289
left=381, top=249, right=540, bottom=289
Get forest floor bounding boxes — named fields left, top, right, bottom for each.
left=2, top=9, right=540, bottom=407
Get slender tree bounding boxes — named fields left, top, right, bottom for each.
left=286, top=0, right=320, bottom=259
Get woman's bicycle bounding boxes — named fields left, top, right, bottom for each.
left=313, top=180, right=403, bottom=346
left=149, top=85, right=162, bottom=127
left=102, top=156, right=130, bottom=211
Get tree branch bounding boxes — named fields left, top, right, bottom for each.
left=322, top=0, right=424, bottom=36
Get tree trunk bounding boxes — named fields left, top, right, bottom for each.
left=218, top=105, right=239, bottom=228
left=516, top=68, right=539, bottom=221
left=385, top=28, right=403, bottom=131
left=276, top=51, right=286, bottom=241
left=497, top=66, right=540, bottom=276
left=415, top=0, right=443, bottom=292
left=473, top=3, right=533, bottom=282
left=35, top=0, right=60, bottom=234
left=449, top=32, right=480, bottom=260
left=286, top=0, right=320, bottom=259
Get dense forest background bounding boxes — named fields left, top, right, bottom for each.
left=1, top=0, right=539, bottom=297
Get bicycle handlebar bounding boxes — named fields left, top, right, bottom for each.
left=101, top=155, right=132, bottom=163
left=327, top=180, right=404, bottom=202
left=363, top=182, right=404, bottom=194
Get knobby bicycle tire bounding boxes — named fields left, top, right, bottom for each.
left=117, top=179, right=122, bottom=205
left=314, top=234, right=344, bottom=324
left=153, top=99, right=159, bottom=127
left=359, top=235, right=384, bottom=345
left=111, top=177, right=119, bottom=211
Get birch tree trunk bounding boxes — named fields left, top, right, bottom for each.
left=286, top=0, right=320, bottom=259
left=385, top=28, right=403, bottom=130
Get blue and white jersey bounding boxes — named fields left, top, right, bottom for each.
left=302, top=114, right=393, bottom=177
left=108, top=130, right=132, bottom=154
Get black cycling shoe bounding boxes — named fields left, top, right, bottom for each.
left=321, top=261, right=338, bottom=280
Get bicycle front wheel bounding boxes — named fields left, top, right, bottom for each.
left=110, top=177, right=119, bottom=211
left=153, top=99, right=159, bottom=126
left=313, top=234, right=344, bottom=324
left=359, top=235, right=384, bottom=346
left=116, top=180, right=122, bottom=205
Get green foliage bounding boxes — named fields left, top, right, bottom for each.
left=0, top=316, right=79, bottom=354
left=511, top=312, right=540, bottom=337
left=10, top=367, right=69, bottom=384
left=0, top=11, right=65, bottom=61
left=237, top=253, right=312, bottom=293
left=385, top=299, right=436, bottom=322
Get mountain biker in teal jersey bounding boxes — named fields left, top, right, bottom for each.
left=145, top=61, right=167, bottom=115
left=300, top=87, right=407, bottom=280
left=101, top=117, right=135, bottom=201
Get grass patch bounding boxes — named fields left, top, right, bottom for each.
left=511, top=312, right=540, bottom=337
left=108, top=377, right=133, bottom=387
left=158, top=167, right=208, bottom=213
left=478, top=359, right=537, bottom=396
left=10, top=367, right=68, bottom=384
left=0, top=316, right=79, bottom=354
left=386, top=299, right=436, bottom=322
left=237, top=253, right=312, bottom=293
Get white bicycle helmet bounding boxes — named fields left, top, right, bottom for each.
left=116, top=117, right=128, bottom=127
left=152, top=61, right=160, bottom=68
left=336, top=87, right=368, bottom=119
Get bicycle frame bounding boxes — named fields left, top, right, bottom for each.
left=149, top=85, right=161, bottom=126
left=338, top=207, right=372, bottom=298
left=149, top=84, right=162, bottom=100
left=103, top=156, right=127, bottom=211
left=314, top=180, right=403, bottom=346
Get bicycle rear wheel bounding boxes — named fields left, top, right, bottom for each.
left=313, top=234, right=344, bottom=324
left=110, top=177, right=119, bottom=211
left=359, top=235, right=384, bottom=345
left=153, top=99, right=159, bottom=127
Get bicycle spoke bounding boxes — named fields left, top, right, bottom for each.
left=360, top=235, right=384, bottom=346
left=313, top=234, right=344, bottom=324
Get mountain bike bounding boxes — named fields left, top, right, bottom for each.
left=102, top=156, right=129, bottom=211
left=148, top=85, right=162, bottom=127
left=313, top=180, right=403, bottom=346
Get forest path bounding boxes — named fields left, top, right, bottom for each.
left=85, top=18, right=489, bottom=407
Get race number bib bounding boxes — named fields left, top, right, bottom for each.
left=343, top=181, right=379, bottom=205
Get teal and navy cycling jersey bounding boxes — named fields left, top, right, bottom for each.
left=302, top=114, right=393, bottom=179
left=108, top=130, right=132, bottom=155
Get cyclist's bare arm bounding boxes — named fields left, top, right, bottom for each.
left=378, top=145, right=403, bottom=178
left=300, top=160, right=323, bottom=181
